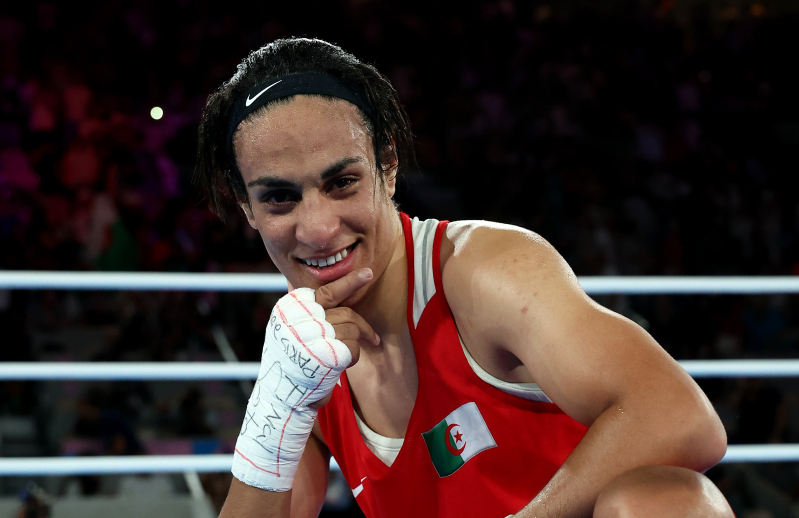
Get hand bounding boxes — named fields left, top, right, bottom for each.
left=231, top=268, right=378, bottom=491
left=307, top=268, right=379, bottom=409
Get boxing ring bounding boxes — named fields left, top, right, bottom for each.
left=2, top=271, right=799, bottom=477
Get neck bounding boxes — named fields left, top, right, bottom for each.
left=351, top=211, right=407, bottom=339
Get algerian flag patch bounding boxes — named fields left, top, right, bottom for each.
left=421, top=402, right=497, bottom=477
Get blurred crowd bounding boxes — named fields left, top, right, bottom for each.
left=1, top=1, right=798, bottom=516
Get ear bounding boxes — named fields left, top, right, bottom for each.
left=239, top=202, right=257, bottom=229
left=385, top=166, right=397, bottom=198
left=381, top=138, right=399, bottom=198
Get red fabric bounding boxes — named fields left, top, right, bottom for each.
left=317, top=214, right=587, bottom=517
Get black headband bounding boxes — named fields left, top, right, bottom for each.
left=226, top=72, right=373, bottom=161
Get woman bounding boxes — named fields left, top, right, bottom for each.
left=196, top=37, right=732, bottom=518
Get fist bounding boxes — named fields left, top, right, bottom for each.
left=232, top=267, right=379, bottom=491
left=308, top=268, right=381, bottom=408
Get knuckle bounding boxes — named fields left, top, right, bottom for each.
left=325, top=307, right=343, bottom=319
left=316, top=285, right=334, bottom=303
left=342, top=340, right=360, bottom=364
left=334, top=322, right=358, bottom=340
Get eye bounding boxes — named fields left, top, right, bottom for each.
left=261, top=190, right=298, bottom=204
left=331, top=176, right=357, bottom=191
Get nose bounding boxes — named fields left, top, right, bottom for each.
left=294, top=193, right=340, bottom=251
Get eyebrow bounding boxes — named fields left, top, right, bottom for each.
left=246, top=156, right=366, bottom=189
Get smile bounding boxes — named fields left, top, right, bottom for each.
left=299, top=243, right=357, bottom=269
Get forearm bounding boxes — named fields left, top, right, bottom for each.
left=220, top=426, right=330, bottom=518
left=220, top=478, right=292, bottom=518
left=514, top=396, right=726, bottom=518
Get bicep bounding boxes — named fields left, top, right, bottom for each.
left=444, top=226, right=699, bottom=427
left=515, top=293, right=689, bottom=425
left=499, top=262, right=725, bottom=468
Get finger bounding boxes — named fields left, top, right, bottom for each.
left=327, top=322, right=360, bottom=342
left=315, top=268, right=373, bottom=310
left=317, top=320, right=362, bottom=367
left=326, top=307, right=381, bottom=346
left=338, top=339, right=360, bottom=367
left=330, top=323, right=375, bottom=352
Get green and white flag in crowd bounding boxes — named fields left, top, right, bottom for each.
left=422, top=402, right=497, bottom=477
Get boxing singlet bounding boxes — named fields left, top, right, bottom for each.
left=317, top=214, right=587, bottom=518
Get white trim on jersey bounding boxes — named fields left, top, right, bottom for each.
left=410, top=217, right=439, bottom=328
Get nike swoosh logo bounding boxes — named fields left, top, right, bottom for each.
left=352, top=476, right=367, bottom=498
left=245, top=80, right=282, bottom=107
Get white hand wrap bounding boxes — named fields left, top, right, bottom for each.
left=232, top=288, right=351, bottom=492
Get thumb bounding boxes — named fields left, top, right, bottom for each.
left=315, top=268, right=373, bottom=310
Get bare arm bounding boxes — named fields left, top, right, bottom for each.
left=219, top=427, right=330, bottom=518
left=443, top=222, right=727, bottom=517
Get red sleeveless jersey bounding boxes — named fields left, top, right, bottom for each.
left=317, top=213, right=587, bottom=518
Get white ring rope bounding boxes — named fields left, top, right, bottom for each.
left=577, top=276, right=799, bottom=294
left=0, top=362, right=260, bottom=381
left=3, top=272, right=798, bottom=470
left=0, top=455, right=341, bottom=476
left=678, top=360, right=799, bottom=378
left=2, top=271, right=799, bottom=294
left=2, top=360, right=799, bottom=380
left=0, top=444, right=794, bottom=476
left=0, top=271, right=287, bottom=292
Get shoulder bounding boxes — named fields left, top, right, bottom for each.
left=440, top=219, right=588, bottom=350
left=441, top=219, right=576, bottom=292
left=439, top=219, right=596, bottom=384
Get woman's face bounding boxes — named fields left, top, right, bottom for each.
left=233, top=95, right=399, bottom=304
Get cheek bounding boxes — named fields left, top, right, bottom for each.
left=257, top=220, right=293, bottom=263
left=349, top=189, right=383, bottom=231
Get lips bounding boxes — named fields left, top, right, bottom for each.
left=297, top=243, right=359, bottom=283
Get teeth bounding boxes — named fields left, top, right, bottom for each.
left=304, top=246, right=353, bottom=269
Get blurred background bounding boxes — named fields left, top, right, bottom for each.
left=1, top=0, right=799, bottom=516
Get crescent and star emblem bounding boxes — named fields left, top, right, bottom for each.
left=444, top=423, right=466, bottom=455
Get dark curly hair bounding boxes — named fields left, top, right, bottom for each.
left=195, top=37, right=416, bottom=217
